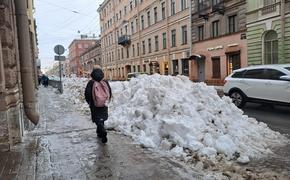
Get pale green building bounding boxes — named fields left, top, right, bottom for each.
left=247, top=0, right=290, bottom=65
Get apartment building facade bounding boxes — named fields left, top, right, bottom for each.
left=247, top=0, right=290, bottom=65
left=98, top=0, right=191, bottom=80
left=190, top=0, right=247, bottom=85
left=68, top=39, right=97, bottom=77
left=80, top=40, right=102, bottom=77
left=0, top=0, right=39, bottom=150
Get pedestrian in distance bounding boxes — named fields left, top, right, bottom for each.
left=41, top=74, right=49, bottom=87
left=85, top=67, right=112, bottom=143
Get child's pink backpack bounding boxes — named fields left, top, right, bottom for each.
left=92, top=81, right=110, bottom=107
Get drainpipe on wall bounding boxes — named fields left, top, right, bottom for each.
left=0, top=38, right=5, bottom=94
left=189, top=0, right=193, bottom=56
left=281, top=0, right=285, bottom=63
left=189, top=0, right=193, bottom=79
left=15, top=0, right=39, bottom=125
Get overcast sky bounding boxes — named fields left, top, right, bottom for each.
left=35, top=0, right=103, bottom=70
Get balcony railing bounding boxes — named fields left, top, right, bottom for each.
left=118, top=35, right=131, bottom=46
left=212, top=1, right=225, bottom=15
left=261, top=2, right=278, bottom=15
left=198, top=0, right=210, bottom=19
left=197, top=0, right=225, bottom=19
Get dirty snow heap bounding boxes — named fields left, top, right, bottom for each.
left=62, top=74, right=287, bottom=163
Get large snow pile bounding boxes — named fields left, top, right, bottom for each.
left=61, top=78, right=90, bottom=114
left=62, top=75, right=287, bottom=163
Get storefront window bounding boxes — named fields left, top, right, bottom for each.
left=164, top=62, right=169, bottom=75
left=172, top=60, right=179, bottom=75
left=181, top=59, right=189, bottom=76
left=228, top=53, right=241, bottom=74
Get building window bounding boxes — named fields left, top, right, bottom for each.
left=264, top=30, right=278, bottom=64
left=135, top=18, right=138, bottom=32
left=262, top=0, right=277, bottom=15
left=212, top=20, right=219, bottom=38
left=148, top=38, right=152, bottom=53
left=181, top=25, right=188, bottom=45
left=125, top=25, right=128, bottom=34
left=137, top=65, right=141, bottom=72
left=171, top=29, right=176, bottom=47
left=133, top=66, right=136, bottom=72
left=154, top=7, right=158, bottom=23
left=181, top=0, right=187, bottom=10
left=212, top=0, right=221, bottom=6
left=130, top=1, right=133, bottom=11
left=121, top=48, right=124, bottom=59
left=137, top=43, right=140, bottom=56
left=162, top=33, right=167, bottom=49
left=131, top=22, right=134, bottom=34
left=132, top=44, right=135, bottom=57
left=198, top=25, right=204, bottom=41
left=126, top=47, right=129, bottom=58
left=212, top=57, right=221, bottom=78
left=228, top=15, right=237, bottom=34
left=141, top=15, right=144, bottom=30
left=155, top=36, right=159, bottom=51
left=227, top=53, right=241, bottom=75
left=124, top=6, right=127, bottom=15
left=172, top=60, right=179, bottom=74
left=171, top=0, right=176, bottom=15
left=143, top=64, right=146, bottom=72
left=162, top=2, right=166, bottom=20
left=147, top=11, right=151, bottom=26
left=182, top=59, right=189, bottom=76
left=142, top=41, right=146, bottom=55
left=118, top=49, right=120, bottom=60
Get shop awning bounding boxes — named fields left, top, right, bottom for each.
left=187, top=54, right=206, bottom=61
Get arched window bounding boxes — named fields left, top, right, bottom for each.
left=264, top=30, right=278, bottom=64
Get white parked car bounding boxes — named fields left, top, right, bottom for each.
left=223, top=64, right=290, bottom=107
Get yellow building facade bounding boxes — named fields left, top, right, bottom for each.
left=98, top=0, right=191, bottom=80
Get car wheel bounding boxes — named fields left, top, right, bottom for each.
left=229, top=91, right=246, bottom=108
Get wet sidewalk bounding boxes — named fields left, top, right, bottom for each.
left=0, top=87, right=202, bottom=180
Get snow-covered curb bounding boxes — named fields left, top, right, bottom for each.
left=61, top=75, right=288, bottom=164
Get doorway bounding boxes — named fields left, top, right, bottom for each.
left=197, top=59, right=205, bottom=82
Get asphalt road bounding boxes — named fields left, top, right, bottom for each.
left=242, top=103, right=290, bottom=136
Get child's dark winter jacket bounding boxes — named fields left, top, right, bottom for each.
left=85, top=69, right=112, bottom=122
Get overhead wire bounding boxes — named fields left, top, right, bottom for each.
left=35, top=0, right=97, bottom=32
left=37, top=0, right=90, bottom=16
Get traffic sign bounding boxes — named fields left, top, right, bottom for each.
left=54, top=55, right=66, bottom=61
left=54, top=45, right=65, bottom=55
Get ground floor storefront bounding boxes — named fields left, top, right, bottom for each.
left=103, top=49, right=190, bottom=81
left=189, top=32, right=248, bottom=86
left=102, top=33, right=248, bottom=85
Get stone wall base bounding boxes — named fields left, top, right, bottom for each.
left=0, top=104, right=24, bottom=151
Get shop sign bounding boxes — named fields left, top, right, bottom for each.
left=207, top=45, right=223, bottom=51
